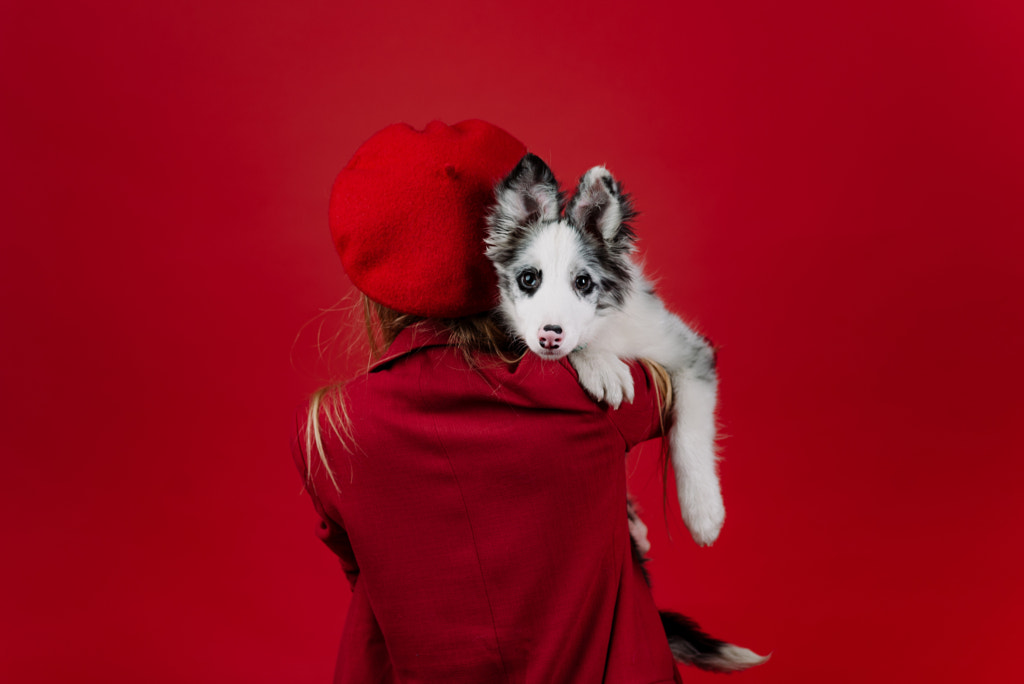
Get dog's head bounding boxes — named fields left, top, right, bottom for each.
left=485, top=153, right=637, bottom=359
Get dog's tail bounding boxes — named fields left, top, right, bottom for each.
left=660, top=611, right=770, bottom=672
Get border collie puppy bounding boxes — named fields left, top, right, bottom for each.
left=486, top=153, right=724, bottom=547
left=485, top=154, right=767, bottom=672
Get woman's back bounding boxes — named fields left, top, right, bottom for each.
left=295, top=322, right=681, bottom=684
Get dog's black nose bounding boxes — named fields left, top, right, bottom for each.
left=543, top=325, right=562, bottom=334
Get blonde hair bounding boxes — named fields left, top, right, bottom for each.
left=303, top=296, right=522, bottom=491
left=302, top=296, right=673, bottom=492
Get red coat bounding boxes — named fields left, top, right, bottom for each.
left=293, top=322, right=683, bottom=684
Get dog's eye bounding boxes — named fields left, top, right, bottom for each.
left=575, top=274, right=592, bottom=292
left=517, top=269, right=540, bottom=292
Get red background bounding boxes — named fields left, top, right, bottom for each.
left=3, top=1, right=1023, bottom=682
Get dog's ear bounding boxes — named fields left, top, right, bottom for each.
left=566, top=166, right=636, bottom=246
left=488, top=153, right=561, bottom=230
left=486, top=154, right=563, bottom=266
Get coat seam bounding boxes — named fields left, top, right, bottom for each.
left=420, top=356, right=512, bottom=683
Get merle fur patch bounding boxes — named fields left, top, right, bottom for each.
left=486, top=155, right=639, bottom=312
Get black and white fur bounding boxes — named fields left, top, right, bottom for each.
left=486, top=154, right=767, bottom=673
left=486, top=153, right=724, bottom=547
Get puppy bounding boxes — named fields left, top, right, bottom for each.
left=486, top=153, right=724, bottom=547
left=485, top=154, right=766, bottom=672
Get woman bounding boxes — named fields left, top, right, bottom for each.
left=293, top=120, right=682, bottom=683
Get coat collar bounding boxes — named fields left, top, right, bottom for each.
left=368, top=321, right=454, bottom=372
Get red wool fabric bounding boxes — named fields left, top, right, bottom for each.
left=293, top=322, right=683, bottom=684
left=329, top=120, right=527, bottom=318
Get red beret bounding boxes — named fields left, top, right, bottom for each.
left=329, top=120, right=527, bottom=318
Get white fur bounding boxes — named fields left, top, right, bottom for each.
left=713, top=644, right=772, bottom=671
left=497, top=226, right=601, bottom=356
left=567, top=269, right=725, bottom=545
left=488, top=157, right=726, bottom=546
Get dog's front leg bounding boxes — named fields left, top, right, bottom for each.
left=669, top=368, right=725, bottom=546
left=625, top=295, right=726, bottom=545
left=569, top=346, right=635, bottom=409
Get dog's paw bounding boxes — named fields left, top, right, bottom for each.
left=679, top=482, right=725, bottom=547
left=571, top=353, right=635, bottom=409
